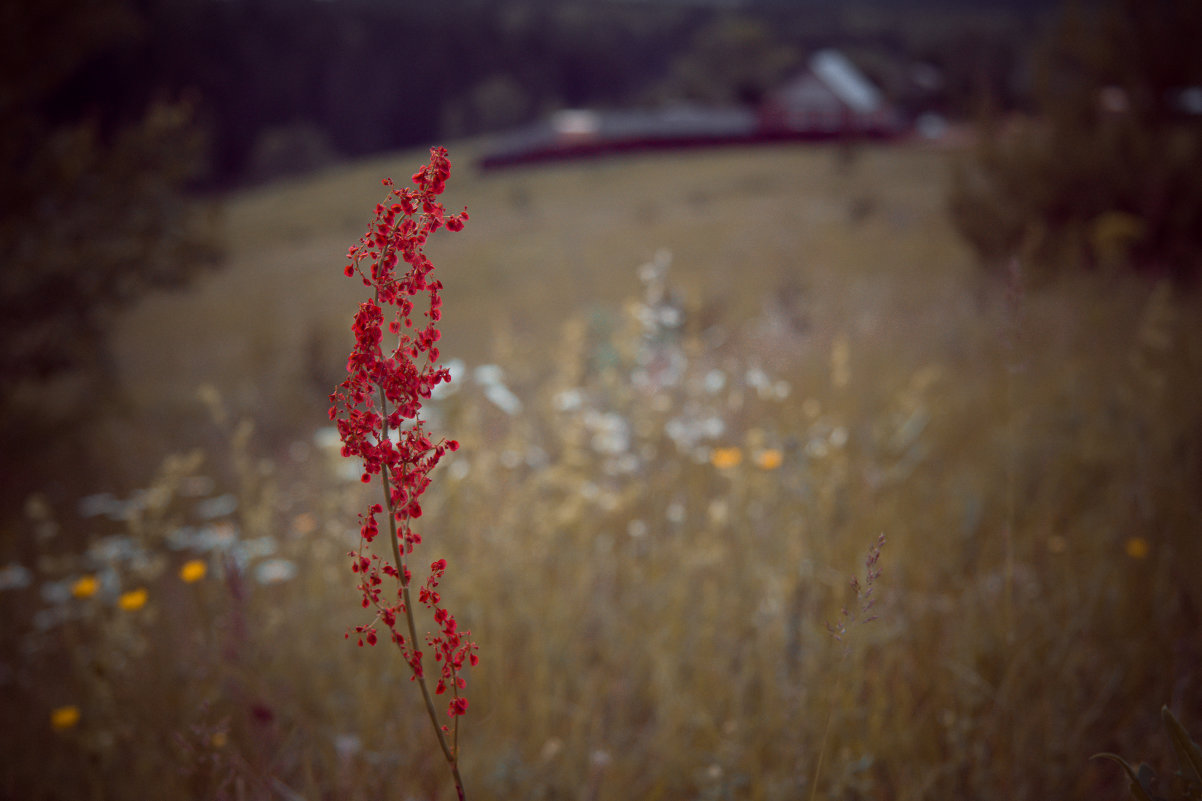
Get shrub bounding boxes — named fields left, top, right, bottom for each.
left=947, top=0, right=1202, bottom=284
left=0, top=0, right=222, bottom=402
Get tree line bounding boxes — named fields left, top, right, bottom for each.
left=21, top=0, right=1047, bottom=186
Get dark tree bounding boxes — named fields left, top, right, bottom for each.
left=0, top=0, right=220, bottom=407
left=948, top=0, right=1202, bottom=283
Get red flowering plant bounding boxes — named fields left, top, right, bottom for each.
left=329, top=147, right=476, bottom=800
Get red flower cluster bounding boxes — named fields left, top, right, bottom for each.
left=423, top=558, right=480, bottom=715
left=331, top=147, right=475, bottom=721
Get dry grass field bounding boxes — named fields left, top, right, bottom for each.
left=3, top=141, right=1201, bottom=801
left=111, top=142, right=968, bottom=424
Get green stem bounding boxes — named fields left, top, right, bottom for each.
left=376, top=383, right=466, bottom=801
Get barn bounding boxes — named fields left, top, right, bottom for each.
left=759, top=49, right=898, bottom=136
left=478, top=50, right=900, bottom=169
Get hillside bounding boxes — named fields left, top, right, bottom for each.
left=4, top=141, right=1200, bottom=801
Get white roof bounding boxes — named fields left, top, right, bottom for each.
left=809, top=49, right=882, bottom=114
left=551, top=110, right=601, bottom=136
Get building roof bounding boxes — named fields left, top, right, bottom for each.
left=778, top=49, right=884, bottom=114
left=482, top=104, right=759, bottom=166
left=807, top=49, right=883, bottom=114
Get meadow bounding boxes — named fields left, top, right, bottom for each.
left=2, top=141, right=1200, bottom=800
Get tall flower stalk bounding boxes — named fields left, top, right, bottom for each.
left=329, top=147, right=476, bottom=800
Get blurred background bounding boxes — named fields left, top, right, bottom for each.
left=2, top=0, right=1202, bottom=799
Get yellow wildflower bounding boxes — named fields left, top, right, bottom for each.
left=71, top=575, right=99, bottom=599
left=179, top=559, right=207, bottom=583
left=1124, top=537, right=1150, bottom=559
left=51, top=705, right=80, bottom=731
left=755, top=449, right=784, bottom=470
left=211, top=731, right=228, bottom=749
left=118, top=588, right=148, bottom=611
left=710, top=447, right=743, bottom=469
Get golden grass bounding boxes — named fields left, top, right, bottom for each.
left=110, top=142, right=969, bottom=419
left=4, top=141, right=1201, bottom=800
